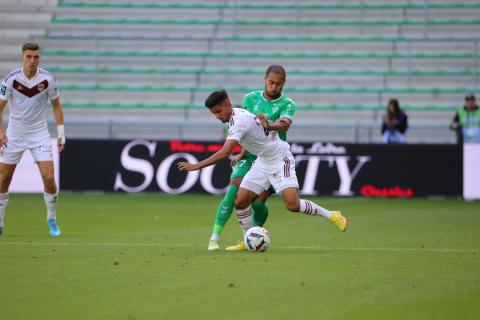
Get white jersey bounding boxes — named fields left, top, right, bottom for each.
left=0, top=67, right=59, bottom=135
left=227, top=108, right=290, bottom=164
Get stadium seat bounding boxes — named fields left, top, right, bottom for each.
left=0, top=0, right=478, bottom=143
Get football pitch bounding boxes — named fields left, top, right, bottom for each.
left=1, top=194, right=479, bottom=320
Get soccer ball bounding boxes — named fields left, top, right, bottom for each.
left=244, top=226, right=271, bottom=252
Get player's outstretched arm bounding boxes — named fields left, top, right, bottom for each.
left=51, top=97, right=65, bottom=152
left=178, top=139, right=239, bottom=171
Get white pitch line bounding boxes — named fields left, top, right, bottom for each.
left=0, top=241, right=194, bottom=248
left=0, top=241, right=478, bottom=254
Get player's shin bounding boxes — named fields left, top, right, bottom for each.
left=252, top=200, right=268, bottom=227
left=44, top=192, right=61, bottom=236
left=299, top=199, right=333, bottom=219
left=211, top=185, right=238, bottom=241
left=44, top=192, right=58, bottom=220
left=0, top=192, right=9, bottom=231
left=236, top=205, right=254, bottom=234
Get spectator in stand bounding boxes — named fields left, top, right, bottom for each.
left=450, top=93, right=480, bottom=144
left=381, top=99, right=408, bottom=144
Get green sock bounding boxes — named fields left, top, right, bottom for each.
left=252, top=200, right=269, bottom=227
left=211, top=185, right=239, bottom=239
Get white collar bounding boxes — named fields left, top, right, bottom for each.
left=21, top=67, right=39, bottom=81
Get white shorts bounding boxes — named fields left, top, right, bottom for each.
left=240, top=151, right=299, bottom=195
left=0, top=130, right=53, bottom=164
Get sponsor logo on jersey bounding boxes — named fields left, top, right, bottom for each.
left=0, top=85, right=6, bottom=96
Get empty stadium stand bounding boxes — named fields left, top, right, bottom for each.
left=1, top=0, right=479, bottom=143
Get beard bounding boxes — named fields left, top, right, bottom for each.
left=265, top=90, right=281, bottom=100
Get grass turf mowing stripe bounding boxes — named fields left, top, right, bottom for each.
left=1, top=241, right=478, bottom=254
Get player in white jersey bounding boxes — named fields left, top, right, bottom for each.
left=0, top=43, right=65, bottom=236
left=178, top=89, right=347, bottom=235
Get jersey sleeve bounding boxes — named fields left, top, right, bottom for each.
left=47, top=77, right=60, bottom=100
left=279, top=100, right=297, bottom=121
left=0, top=78, right=12, bottom=101
left=227, top=116, right=247, bottom=142
left=242, top=93, right=253, bottom=112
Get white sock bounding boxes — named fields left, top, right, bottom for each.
left=44, top=192, right=58, bottom=221
left=236, top=206, right=253, bottom=235
left=210, top=233, right=220, bottom=241
left=299, top=199, right=333, bottom=219
left=0, top=193, right=9, bottom=227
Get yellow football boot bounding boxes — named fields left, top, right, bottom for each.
left=330, top=211, right=348, bottom=232
left=225, top=241, right=247, bottom=251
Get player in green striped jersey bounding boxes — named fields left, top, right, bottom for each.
left=208, top=65, right=297, bottom=251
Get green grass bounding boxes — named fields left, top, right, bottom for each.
left=1, top=194, right=479, bottom=320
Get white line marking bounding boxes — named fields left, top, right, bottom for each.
left=0, top=242, right=477, bottom=254
left=0, top=242, right=193, bottom=248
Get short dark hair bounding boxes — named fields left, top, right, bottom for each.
left=465, top=93, right=476, bottom=101
left=205, top=89, right=229, bottom=109
left=266, top=65, right=286, bottom=78
left=22, top=43, right=40, bottom=52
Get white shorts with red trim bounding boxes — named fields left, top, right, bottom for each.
left=240, top=150, right=299, bottom=195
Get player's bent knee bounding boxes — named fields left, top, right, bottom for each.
left=285, top=200, right=300, bottom=212
left=42, top=174, right=56, bottom=187
left=234, top=198, right=249, bottom=210
left=45, top=174, right=55, bottom=183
